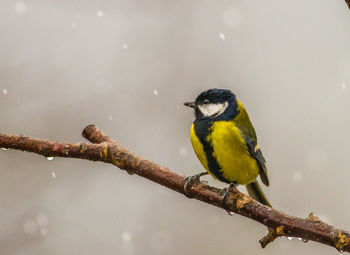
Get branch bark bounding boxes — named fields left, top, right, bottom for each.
left=0, top=125, right=349, bottom=252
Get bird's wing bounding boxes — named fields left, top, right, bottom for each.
left=244, top=134, right=269, bottom=186
left=234, top=100, right=269, bottom=186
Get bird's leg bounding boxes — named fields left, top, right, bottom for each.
left=183, top=172, right=208, bottom=198
left=222, top=183, right=237, bottom=214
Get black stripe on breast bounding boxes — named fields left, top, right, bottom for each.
left=193, top=119, right=231, bottom=184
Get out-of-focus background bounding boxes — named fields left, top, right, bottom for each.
left=0, top=0, right=349, bottom=254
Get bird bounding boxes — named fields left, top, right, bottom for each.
left=184, top=88, right=271, bottom=207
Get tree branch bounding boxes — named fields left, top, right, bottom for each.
left=0, top=125, right=349, bottom=252
left=346, top=0, right=350, bottom=9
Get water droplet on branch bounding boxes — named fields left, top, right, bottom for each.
left=64, top=145, right=70, bottom=155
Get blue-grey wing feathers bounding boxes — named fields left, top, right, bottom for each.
left=245, top=135, right=269, bottom=186
left=236, top=124, right=269, bottom=187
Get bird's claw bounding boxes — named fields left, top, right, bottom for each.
left=183, top=172, right=208, bottom=198
left=222, top=183, right=237, bottom=214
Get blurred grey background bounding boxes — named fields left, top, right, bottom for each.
left=0, top=0, right=350, bottom=254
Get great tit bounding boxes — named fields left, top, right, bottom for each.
left=184, top=88, right=271, bottom=207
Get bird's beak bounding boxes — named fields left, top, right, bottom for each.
left=184, top=101, right=196, bottom=109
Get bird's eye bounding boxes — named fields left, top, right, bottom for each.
left=203, top=99, right=209, bottom=104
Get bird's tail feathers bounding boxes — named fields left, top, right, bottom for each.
left=246, top=181, right=271, bottom=207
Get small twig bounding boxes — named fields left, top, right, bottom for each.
left=0, top=125, right=350, bottom=252
left=260, top=228, right=279, bottom=248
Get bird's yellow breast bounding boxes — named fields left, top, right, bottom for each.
left=209, top=121, right=259, bottom=184
left=190, top=121, right=259, bottom=185
left=190, top=124, right=209, bottom=171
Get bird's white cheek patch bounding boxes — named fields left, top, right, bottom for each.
left=198, top=102, right=229, bottom=117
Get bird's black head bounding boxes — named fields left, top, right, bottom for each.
left=184, top=88, right=239, bottom=120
